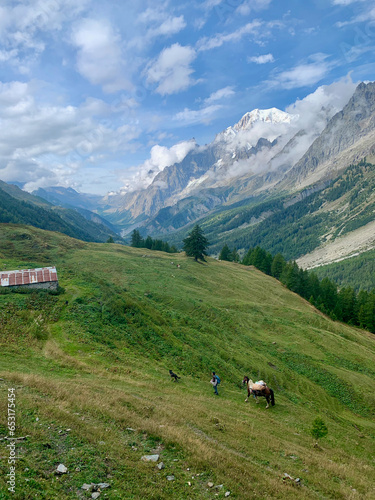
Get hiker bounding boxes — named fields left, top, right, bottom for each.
left=210, top=371, right=220, bottom=395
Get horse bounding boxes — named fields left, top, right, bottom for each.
left=242, top=376, right=275, bottom=408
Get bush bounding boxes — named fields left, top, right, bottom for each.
left=310, top=417, right=328, bottom=441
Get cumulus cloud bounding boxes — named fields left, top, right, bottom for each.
left=119, top=140, right=197, bottom=192
left=71, top=18, right=131, bottom=93
left=0, top=80, right=141, bottom=191
left=268, top=76, right=358, bottom=170
left=0, top=0, right=90, bottom=72
left=146, top=43, right=197, bottom=95
left=248, top=53, right=275, bottom=64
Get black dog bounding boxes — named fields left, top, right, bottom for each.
left=169, top=369, right=180, bottom=382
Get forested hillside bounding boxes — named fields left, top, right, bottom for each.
left=160, top=160, right=375, bottom=264
left=0, top=187, right=120, bottom=243
left=313, top=249, right=375, bottom=292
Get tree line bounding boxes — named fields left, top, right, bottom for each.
left=220, top=244, right=375, bottom=333
left=130, top=229, right=178, bottom=253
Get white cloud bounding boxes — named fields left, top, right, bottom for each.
left=0, top=0, right=90, bottom=72
left=196, top=21, right=263, bottom=51
left=174, top=104, right=223, bottom=126
left=268, top=76, right=358, bottom=171
left=172, top=86, right=234, bottom=126
left=0, top=80, right=141, bottom=191
left=268, top=55, right=333, bottom=89
left=332, top=0, right=367, bottom=5
left=146, top=43, right=197, bottom=95
left=147, top=15, right=186, bottom=38
left=236, top=0, right=272, bottom=15
left=336, top=6, right=375, bottom=26
left=248, top=53, right=275, bottom=64
left=119, top=140, right=197, bottom=192
left=71, top=18, right=131, bottom=93
left=201, top=0, right=224, bottom=9
left=205, top=86, right=235, bottom=104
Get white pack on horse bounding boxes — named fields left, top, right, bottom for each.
left=242, top=376, right=275, bottom=408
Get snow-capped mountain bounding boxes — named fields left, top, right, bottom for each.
left=98, top=82, right=375, bottom=237
left=219, top=108, right=295, bottom=141
left=233, top=108, right=295, bottom=130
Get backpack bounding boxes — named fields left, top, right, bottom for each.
left=215, top=375, right=221, bottom=385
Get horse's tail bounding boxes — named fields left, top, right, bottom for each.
left=270, top=388, right=275, bottom=406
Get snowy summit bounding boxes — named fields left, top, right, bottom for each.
left=233, top=108, right=294, bottom=131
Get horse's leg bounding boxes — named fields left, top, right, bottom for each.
left=245, top=387, right=250, bottom=402
left=265, top=395, right=270, bottom=409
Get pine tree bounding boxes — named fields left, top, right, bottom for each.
left=271, top=253, right=285, bottom=279
left=231, top=248, right=240, bottom=263
left=130, top=229, right=143, bottom=248
left=145, top=235, right=153, bottom=249
left=183, top=225, right=209, bottom=262
left=219, top=244, right=232, bottom=261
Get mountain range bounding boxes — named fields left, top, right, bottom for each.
left=94, top=81, right=375, bottom=269
left=3, top=81, right=375, bottom=275
left=0, top=180, right=121, bottom=243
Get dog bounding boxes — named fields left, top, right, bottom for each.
left=169, top=369, right=180, bottom=382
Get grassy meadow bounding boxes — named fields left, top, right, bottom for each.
left=0, top=224, right=375, bottom=499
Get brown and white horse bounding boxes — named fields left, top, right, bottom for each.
left=242, top=376, right=275, bottom=408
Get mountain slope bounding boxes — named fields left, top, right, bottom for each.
left=0, top=183, right=120, bottom=243
left=102, top=108, right=295, bottom=230
left=33, top=186, right=119, bottom=233
left=32, top=186, right=102, bottom=211
left=0, top=224, right=374, bottom=499
left=280, top=81, right=375, bottom=189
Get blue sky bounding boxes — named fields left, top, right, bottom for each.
left=0, top=0, right=374, bottom=194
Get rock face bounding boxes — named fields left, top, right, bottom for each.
left=281, top=82, right=375, bottom=189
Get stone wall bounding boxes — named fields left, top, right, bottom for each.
left=7, top=281, right=58, bottom=291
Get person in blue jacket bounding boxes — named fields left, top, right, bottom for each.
left=210, top=371, right=220, bottom=395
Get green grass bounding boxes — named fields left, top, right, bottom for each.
left=0, top=224, right=375, bottom=499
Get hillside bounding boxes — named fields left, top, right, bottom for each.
left=311, top=248, right=375, bottom=292
left=0, top=185, right=121, bottom=244
left=0, top=224, right=374, bottom=499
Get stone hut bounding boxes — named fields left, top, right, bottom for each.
left=0, top=267, right=58, bottom=291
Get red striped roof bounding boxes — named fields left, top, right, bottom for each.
left=0, top=267, right=58, bottom=287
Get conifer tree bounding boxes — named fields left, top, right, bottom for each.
left=271, top=253, right=285, bottom=279
left=219, top=244, right=232, bottom=261
left=145, top=235, right=153, bottom=249
left=183, top=225, right=209, bottom=262
left=231, top=247, right=240, bottom=263
left=130, top=229, right=143, bottom=248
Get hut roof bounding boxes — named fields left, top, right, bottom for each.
left=0, top=267, right=58, bottom=287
